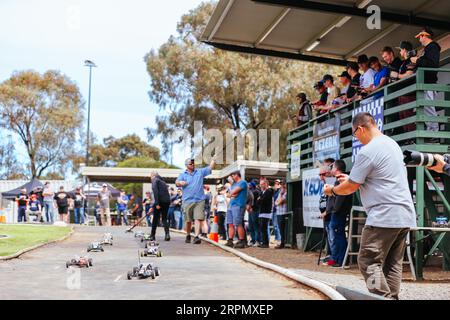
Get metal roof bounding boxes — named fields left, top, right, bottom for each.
left=202, top=0, right=450, bottom=65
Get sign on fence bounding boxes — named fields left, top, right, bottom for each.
left=313, top=117, right=341, bottom=167
left=290, top=142, right=301, bottom=180
left=302, top=168, right=324, bottom=229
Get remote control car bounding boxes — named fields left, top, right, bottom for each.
left=87, top=242, right=104, bottom=252
left=101, top=233, right=113, bottom=246
left=127, top=263, right=160, bottom=280
left=141, top=241, right=163, bottom=257
left=432, top=216, right=449, bottom=228
left=66, top=256, right=93, bottom=268
left=134, top=231, right=145, bottom=238
left=141, top=234, right=153, bottom=243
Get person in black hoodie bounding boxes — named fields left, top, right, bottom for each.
left=150, top=171, right=171, bottom=241
left=256, top=179, right=274, bottom=248
left=411, top=27, right=441, bottom=133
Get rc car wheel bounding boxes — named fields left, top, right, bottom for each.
left=157, top=251, right=162, bottom=258
left=66, top=262, right=70, bottom=268
left=89, top=259, right=93, bottom=267
left=101, top=248, right=104, bottom=252
left=140, top=252, right=144, bottom=257
left=127, top=272, right=132, bottom=280
left=133, top=267, right=139, bottom=274
left=151, top=271, right=155, bottom=279
left=154, top=267, right=160, bottom=276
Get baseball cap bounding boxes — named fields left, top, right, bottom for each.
left=338, top=71, right=351, bottom=79
left=102, top=183, right=107, bottom=187
left=415, top=27, right=434, bottom=39
left=397, top=41, right=413, bottom=51
left=185, top=158, right=194, bottom=166
left=322, top=74, right=334, bottom=82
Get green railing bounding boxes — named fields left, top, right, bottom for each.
left=286, top=68, right=450, bottom=279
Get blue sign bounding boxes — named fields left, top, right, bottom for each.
left=352, top=97, right=384, bottom=162
left=313, top=117, right=341, bottom=167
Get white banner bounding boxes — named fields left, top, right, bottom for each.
left=290, top=142, right=301, bottom=180
left=302, top=168, right=324, bottom=229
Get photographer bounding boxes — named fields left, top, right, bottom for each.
left=429, top=154, right=450, bottom=176
left=411, top=27, right=441, bottom=133
left=324, top=112, right=416, bottom=299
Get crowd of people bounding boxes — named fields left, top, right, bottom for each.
left=294, top=26, right=442, bottom=137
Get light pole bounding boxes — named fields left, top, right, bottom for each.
left=84, top=60, right=97, bottom=167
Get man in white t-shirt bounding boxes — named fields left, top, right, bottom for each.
left=324, top=112, right=416, bottom=300
left=357, top=54, right=375, bottom=90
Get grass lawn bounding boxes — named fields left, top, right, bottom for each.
left=0, top=225, right=71, bottom=257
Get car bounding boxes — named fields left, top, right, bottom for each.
left=141, top=234, right=153, bottom=243
left=127, top=263, right=160, bottom=280
left=87, top=242, right=104, bottom=252
left=66, top=256, right=93, bottom=268
left=141, top=241, right=163, bottom=257
left=134, top=231, right=145, bottom=238
left=101, top=233, right=113, bottom=246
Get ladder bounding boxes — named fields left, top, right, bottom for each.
left=342, top=206, right=417, bottom=281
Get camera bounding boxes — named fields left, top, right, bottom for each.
left=403, top=150, right=450, bottom=167
left=407, top=49, right=417, bottom=59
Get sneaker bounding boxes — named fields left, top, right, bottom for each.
left=248, top=241, right=255, bottom=247
left=326, top=259, right=337, bottom=266
left=275, top=244, right=285, bottom=249
left=331, top=263, right=342, bottom=268
left=234, top=241, right=246, bottom=249
left=225, top=240, right=234, bottom=247
left=185, top=235, right=191, bottom=244
left=193, top=237, right=201, bottom=245
left=257, top=243, right=269, bottom=248
left=165, top=234, right=171, bottom=241
left=321, top=256, right=331, bottom=263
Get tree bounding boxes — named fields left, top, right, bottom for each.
left=144, top=1, right=341, bottom=161
left=0, top=134, right=26, bottom=180
left=0, top=70, right=84, bottom=178
left=88, top=134, right=160, bottom=167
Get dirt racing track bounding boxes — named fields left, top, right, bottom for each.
left=0, top=226, right=325, bottom=300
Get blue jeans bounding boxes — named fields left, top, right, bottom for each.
left=324, top=220, right=331, bottom=256
left=248, top=211, right=260, bottom=243
left=74, top=207, right=85, bottom=224
left=116, top=209, right=128, bottom=226
left=272, top=212, right=281, bottom=241
left=44, top=201, right=54, bottom=223
left=329, top=214, right=347, bottom=265
left=168, top=207, right=177, bottom=228
left=18, top=206, right=27, bottom=222
left=174, top=210, right=183, bottom=230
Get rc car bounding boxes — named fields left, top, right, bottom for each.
left=127, top=263, right=160, bottom=280
left=101, top=233, right=113, bottom=246
left=141, top=241, right=163, bottom=257
left=66, top=256, right=93, bottom=268
left=134, top=231, right=145, bottom=238
left=87, top=242, right=104, bottom=252
left=432, top=216, right=449, bottom=228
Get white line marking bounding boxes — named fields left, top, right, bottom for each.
left=114, top=275, right=122, bottom=282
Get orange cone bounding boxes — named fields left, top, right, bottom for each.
left=208, top=215, right=219, bottom=243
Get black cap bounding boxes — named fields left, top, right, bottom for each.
left=338, top=71, right=351, bottom=79
left=322, top=74, right=334, bottom=82
left=357, top=54, right=369, bottom=64
left=397, top=41, right=413, bottom=51
left=313, top=81, right=324, bottom=89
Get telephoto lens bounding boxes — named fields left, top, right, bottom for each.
left=403, top=150, right=437, bottom=167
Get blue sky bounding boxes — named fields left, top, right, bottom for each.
left=0, top=0, right=205, bottom=170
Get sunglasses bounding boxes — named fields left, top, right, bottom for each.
left=352, top=126, right=360, bottom=137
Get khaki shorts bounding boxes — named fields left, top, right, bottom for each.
left=182, top=201, right=205, bottom=222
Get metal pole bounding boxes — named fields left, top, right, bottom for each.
left=85, top=65, right=93, bottom=167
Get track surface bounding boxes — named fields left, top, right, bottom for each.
left=0, top=226, right=324, bottom=300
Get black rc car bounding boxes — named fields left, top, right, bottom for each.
left=66, top=256, right=93, bottom=268
left=87, top=242, right=104, bottom=252
left=127, top=263, right=160, bottom=280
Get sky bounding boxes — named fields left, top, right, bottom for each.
left=0, top=0, right=205, bottom=170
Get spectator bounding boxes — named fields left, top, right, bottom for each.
left=411, top=27, right=441, bottom=133
left=176, top=158, right=216, bottom=245
left=175, top=188, right=184, bottom=230
left=337, top=71, right=354, bottom=109
left=256, top=179, right=273, bottom=248
left=211, top=185, right=228, bottom=240
left=26, top=194, right=42, bottom=223
left=168, top=187, right=178, bottom=229
left=42, top=182, right=55, bottom=224
left=226, top=171, right=248, bottom=249
left=97, top=184, right=112, bottom=226
left=366, top=56, right=389, bottom=97
left=116, top=190, right=129, bottom=226
left=143, top=192, right=153, bottom=227
left=381, top=46, right=402, bottom=74
left=294, top=93, right=313, bottom=127
left=54, top=186, right=71, bottom=223
left=274, top=181, right=288, bottom=249
left=345, top=62, right=361, bottom=103
left=202, top=186, right=213, bottom=237
left=311, top=81, right=328, bottom=116
left=247, top=181, right=260, bottom=246
left=73, top=186, right=86, bottom=225
left=16, top=188, right=29, bottom=223
left=150, top=171, right=171, bottom=241
left=271, top=179, right=282, bottom=243
left=397, top=41, right=415, bottom=79
left=326, top=160, right=353, bottom=268
left=319, top=159, right=335, bottom=264
left=357, top=54, right=375, bottom=90
left=324, top=112, right=416, bottom=299
left=30, top=187, right=44, bottom=222
left=315, top=75, right=341, bottom=112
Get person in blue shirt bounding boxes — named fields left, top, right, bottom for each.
left=225, top=171, right=248, bottom=249
left=116, top=190, right=129, bottom=226
left=176, top=158, right=216, bottom=245
left=366, top=56, right=389, bottom=98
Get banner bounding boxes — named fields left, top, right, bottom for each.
left=352, top=97, right=384, bottom=162
left=302, top=168, right=324, bottom=229
left=312, top=117, right=341, bottom=167
left=290, top=142, right=301, bottom=180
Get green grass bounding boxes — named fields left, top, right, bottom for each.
left=0, top=225, right=71, bottom=257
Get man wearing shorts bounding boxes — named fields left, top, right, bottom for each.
left=54, top=186, right=71, bottom=223
left=176, top=158, right=215, bottom=244
left=226, top=171, right=248, bottom=249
